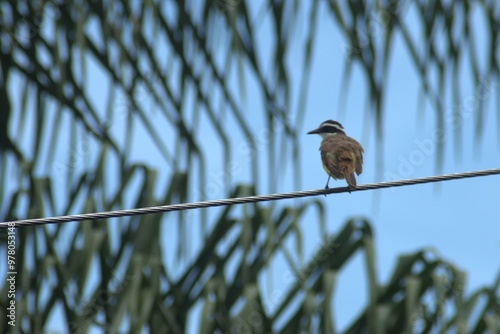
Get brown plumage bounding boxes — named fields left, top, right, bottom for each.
left=320, top=135, right=363, bottom=188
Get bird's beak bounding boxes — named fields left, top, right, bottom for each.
left=307, top=128, right=320, bottom=135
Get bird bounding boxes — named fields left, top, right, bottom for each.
left=307, top=120, right=364, bottom=190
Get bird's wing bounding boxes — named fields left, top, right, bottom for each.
left=320, top=148, right=340, bottom=178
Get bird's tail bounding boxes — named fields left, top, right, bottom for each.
left=344, top=170, right=357, bottom=188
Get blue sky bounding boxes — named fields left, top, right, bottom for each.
left=4, top=0, right=498, bottom=332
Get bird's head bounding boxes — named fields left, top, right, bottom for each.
left=307, top=120, right=345, bottom=138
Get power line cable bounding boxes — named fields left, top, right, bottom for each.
left=2, top=168, right=500, bottom=228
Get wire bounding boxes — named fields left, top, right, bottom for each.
left=2, top=168, right=500, bottom=228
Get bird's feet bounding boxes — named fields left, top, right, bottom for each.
left=324, top=184, right=329, bottom=197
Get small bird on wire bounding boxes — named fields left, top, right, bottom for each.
left=307, top=120, right=364, bottom=191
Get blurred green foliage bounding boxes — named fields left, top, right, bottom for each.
left=0, top=0, right=499, bottom=332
